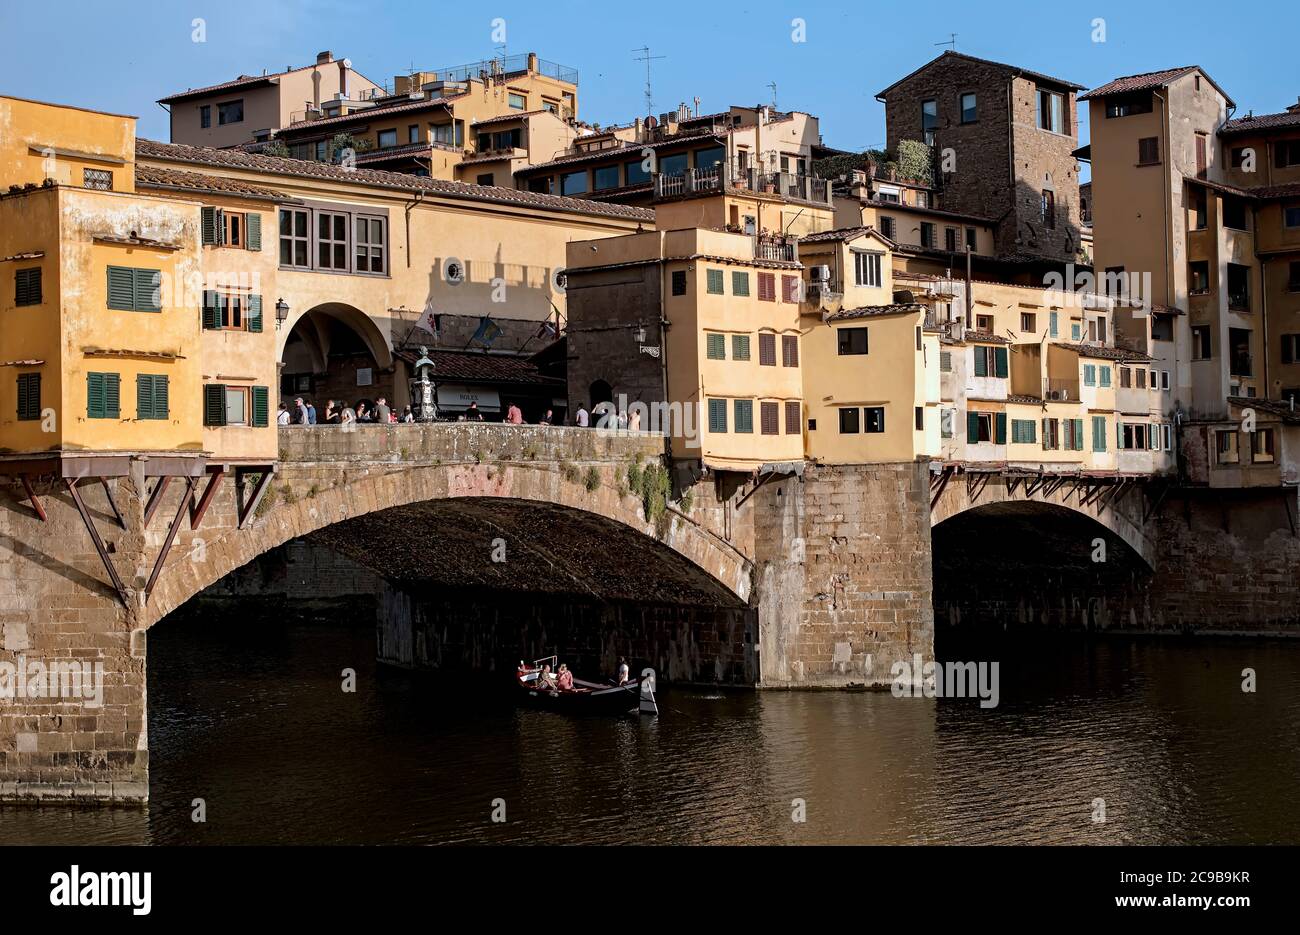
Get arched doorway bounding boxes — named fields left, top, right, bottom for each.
left=280, top=303, right=395, bottom=414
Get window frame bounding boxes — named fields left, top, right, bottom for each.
left=217, top=99, right=244, bottom=126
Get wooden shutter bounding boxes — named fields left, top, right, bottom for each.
left=136, top=374, right=154, bottom=420
left=731, top=271, right=750, bottom=296
left=105, top=373, right=120, bottom=418
left=202, top=291, right=220, bottom=329
left=760, top=401, right=779, bottom=435
left=757, top=272, right=775, bottom=302
left=153, top=375, right=169, bottom=418
left=759, top=333, right=776, bottom=366
left=16, top=373, right=40, bottom=420
left=707, top=398, right=726, bottom=433
left=782, top=275, right=799, bottom=303
left=246, top=212, right=262, bottom=251
left=967, top=411, right=979, bottom=441
left=134, top=269, right=161, bottom=312
left=994, top=346, right=1009, bottom=378
left=1073, top=418, right=1085, bottom=450
left=734, top=400, right=753, bottom=433
left=15, top=267, right=41, bottom=306
left=251, top=386, right=269, bottom=426
left=204, top=384, right=227, bottom=426
left=973, top=347, right=988, bottom=377
left=87, top=373, right=106, bottom=419
left=995, top=412, right=1007, bottom=444
left=107, top=266, right=135, bottom=309
left=247, top=294, right=263, bottom=332
left=785, top=400, right=801, bottom=434
left=782, top=335, right=799, bottom=367
left=201, top=206, right=218, bottom=245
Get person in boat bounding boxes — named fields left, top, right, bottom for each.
left=616, top=658, right=630, bottom=685
left=535, top=664, right=557, bottom=690
left=556, top=663, right=574, bottom=692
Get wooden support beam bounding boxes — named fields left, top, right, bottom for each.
left=145, top=476, right=195, bottom=603
left=969, top=472, right=991, bottom=504
left=143, top=475, right=172, bottom=528
left=65, top=478, right=129, bottom=608
left=1284, top=490, right=1297, bottom=538
left=1143, top=481, right=1172, bottom=523
left=1006, top=475, right=1021, bottom=496
left=189, top=467, right=225, bottom=530
left=930, top=466, right=953, bottom=511
left=20, top=475, right=46, bottom=522
left=100, top=477, right=125, bottom=529
left=237, top=469, right=275, bottom=529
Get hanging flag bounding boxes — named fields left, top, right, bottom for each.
left=416, top=306, right=439, bottom=335
left=471, top=316, right=503, bottom=347
left=535, top=319, right=558, bottom=340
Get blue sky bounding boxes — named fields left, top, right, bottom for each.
left=2, top=0, right=1296, bottom=156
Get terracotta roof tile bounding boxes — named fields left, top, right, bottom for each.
left=1220, top=110, right=1300, bottom=136
left=471, top=110, right=551, bottom=127
left=276, top=94, right=465, bottom=135
left=158, top=74, right=277, bottom=104
left=134, top=139, right=655, bottom=221
left=393, top=348, right=562, bottom=386
left=1056, top=341, right=1152, bottom=362
left=135, top=164, right=287, bottom=200
left=825, top=303, right=922, bottom=321
left=1080, top=66, right=1197, bottom=100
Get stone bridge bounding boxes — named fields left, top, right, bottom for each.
left=0, top=424, right=1165, bottom=803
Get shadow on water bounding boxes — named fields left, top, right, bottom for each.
left=5, top=606, right=1299, bottom=844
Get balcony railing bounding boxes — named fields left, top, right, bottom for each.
left=651, top=163, right=832, bottom=206
left=654, top=166, right=723, bottom=198
left=1228, top=291, right=1250, bottom=311
left=756, top=239, right=796, bottom=262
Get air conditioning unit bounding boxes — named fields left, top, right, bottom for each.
left=1046, top=389, right=1070, bottom=401
left=812, top=265, right=831, bottom=283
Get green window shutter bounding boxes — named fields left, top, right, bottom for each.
left=15, top=267, right=42, bottom=306
left=1099, top=366, right=1111, bottom=387
left=106, top=373, right=120, bottom=418
left=706, top=333, right=726, bottom=359
left=973, top=348, right=988, bottom=377
left=204, top=384, right=227, bottom=426
left=734, top=400, right=753, bottom=433
left=107, top=266, right=135, bottom=309
left=134, top=269, right=161, bottom=312
left=731, top=271, right=750, bottom=296
left=246, top=212, right=261, bottom=251
left=1074, top=418, right=1085, bottom=450
left=201, top=206, right=218, bottom=245
left=202, top=290, right=220, bottom=329
left=994, top=346, right=1008, bottom=378
left=732, top=335, right=750, bottom=360
left=16, top=373, right=40, bottom=420
left=251, top=386, right=269, bottom=427
left=967, top=411, right=979, bottom=440
left=247, top=294, right=263, bottom=332
left=1092, top=415, right=1107, bottom=452
left=153, top=375, right=169, bottom=419
left=1071, top=323, right=1081, bottom=340
left=706, top=269, right=724, bottom=294
left=87, top=373, right=105, bottom=419
left=1083, top=364, right=1095, bottom=386
left=136, top=374, right=153, bottom=420
left=995, top=412, right=1007, bottom=444
left=707, top=398, right=727, bottom=433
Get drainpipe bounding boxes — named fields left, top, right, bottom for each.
left=405, top=189, right=425, bottom=267
left=657, top=233, right=672, bottom=461
left=1154, top=90, right=1174, bottom=309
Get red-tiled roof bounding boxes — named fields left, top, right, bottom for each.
left=963, top=330, right=1009, bottom=345
left=1057, top=341, right=1152, bottom=362
left=799, top=225, right=890, bottom=245
left=472, top=110, right=551, bottom=127
left=1220, top=109, right=1300, bottom=136
left=1080, top=66, right=1235, bottom=107
left=825, top=303, right=923, bottom=321
left=517, top=133, right=727, bottom=174
left=877, top=50, right=1084, bottom=99
left=394, top=348, right=562, bottom=386
left=134, top=164, right=287, bottom=200
left=276, top=94, right=465, bottom=136
left=158, top=74, right=277, bottom=104
left=134, top=139, right=655, bottom=221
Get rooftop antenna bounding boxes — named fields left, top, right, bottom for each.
left=768, top=81, right=778, bottom=110
left=935, top=33, right=957, bottom=51
left=632, top=46, right=665, bottom=117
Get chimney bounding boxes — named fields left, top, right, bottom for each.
left=338, top=58, right=349, bottom=97
left=527, top=52, right=539, bottom=73
left=1287, top=96, right=1300, bottom=113
left=316, top=50, right=333, bottom=65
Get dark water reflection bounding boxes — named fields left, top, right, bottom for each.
left=4, top=611, right=1299, bottom=845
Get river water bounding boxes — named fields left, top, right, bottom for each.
left=4, top=609, right=1299, bottom=845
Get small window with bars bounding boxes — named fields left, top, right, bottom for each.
left=83, top=168, right=113, bottom=190
left=671, top=270, right=687, bottom=296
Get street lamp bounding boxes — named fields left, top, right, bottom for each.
left=275, top=298, right=289, bottom=329
left=633, top=324, right=647, bottom=344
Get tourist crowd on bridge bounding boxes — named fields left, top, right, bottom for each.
left=278, top=398, right=642, bottom=430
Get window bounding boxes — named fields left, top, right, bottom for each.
left=838, top=327, right=868, bottom=356
left=1063, top=417, right=1085, bottom=451
left=967, top=411, right=1003, bottom=444
left=1020, top=312, right=1036, bottom=333
left=853, top=251, right=882, bottom=287
left=377, top=129, right=398, bottom=149
left=706, top=333, right=726, bottom=360
left=658, top=152, right=688, bottom=176
left=217, top=100, right=244, bottom=125
left=1192, top=325, right=1212, bottom=360
left=409, top=124, right=421, bottom=144
left=83, top=168, right=113, bottom=190
left=977, top=314, right=994, bottom=332
left=1105, top=93, right=1152, bottom=118
left=960, top=92, right=977, bottom=123
left=476, top=173, right=494, bottom=186
left=1011, top=418, right=1037, bottom=444
left=920, top=222, right=935, bottom=248
left=782, top=275, right=800, bottom=303
left=561, top=170, right=588, bottom=196
left=202, top=291, right=262, bottom=332
left=1092, top=415, right=1107, bottom=452
left=106, top=266, right=161, bottom=312
left=317, top=211, right=348, bottom=270
left=732, top=271, right=751, bottom=297
left=782, top=335, right=799, bottom=367
left=965, top=227, right=977, bottom=251
left=508, top=93, right=527, bottom=110
left=1215, top=430, right=1239, bottom=464
left=1276, top=140, right=1300, bottom=168
left=1042, top=417, right=1060, bottom=450
left=756, top=272, right=775, bottom=301
left=1161, top=424, right=1173, bottom=450
left=945, top=227, right=957, bottom=252
left=1138, top=137, right=1160, bottom=165
left=695, top=146, right=726, bottom=170
left=1135, top=368, right=1147, bottom=389
left=1190, top=188, right=1207, bottom=230
left=921, top=100, right=938, bottom=145
left=16, top=372, right=40, bottom=421
left=279, top=208, right=309, bottom=268
left=760, top=401, right=779, bottom=435
left=593, top=165, right=620, bottom=191
left=1099, top=366, right=1111, bottom=388
left=1037, top=89, right=1065, bottom=133
left=1227, top=264, right=1250, bottom=311
left=914, top=406, right=924, bottom=431
left=671, top=270, right=687, bottom=296
left=863, top=407, right=885, bottom=433
left=355, top=216, right=386, bottom=273
left=1122, top=423, right=1152, bottom=451
left=972, top=345, right=1008, bottom=378
left=1071, top=322, right=1082, bottom=340
left=1222, top=196, right=1248, bottom=230
left=879, top=216, right=896, bottom=239
left=1041, top=190, right=1055, bottom=228
left=1285, top=205, right=1300, bottom=228
left=1282, top=334, right=1300, bottom=364
left=758, top=333, right=777, bottom=366
left=1290, top=261, right=1300, bottom=292
left=625, top=160, right=651, bottom=186
left=1049, top=311, right=1059, bottom=337
left=1083, top=364, right=1096, bottom=387
left=432, top=123, right=456, bottom=145
left=1162, top=371, right=1171, bottom=390
left=15, top=267, right=41, bottom=306
left=706, top=269, right=724, bottom=294
left=135, top=374, right=169, bottom=420
left=1253, top=429, right=1276, bottom=463
left=916, top=326, right=923, bottom=351
left=1189, top=261, right=1210, bottom=294
left=1120, top=367, right=1131, bottom=389
left=707, top=398, right=728, bottom=433
left=199, top=105, right=211, bottom=128
left=732, top=334, right=750, bottom=360
left=785, top=401, right=801, bottom=434
left=839, top=407, right=860, bottom=434
left=225, top=386, right=249, bottom=426
left=86, top=372, right=121, bottom=419
left=734, top=399, right=754, bottom=434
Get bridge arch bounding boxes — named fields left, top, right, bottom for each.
left=279, top=302, right=394, bottom=395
